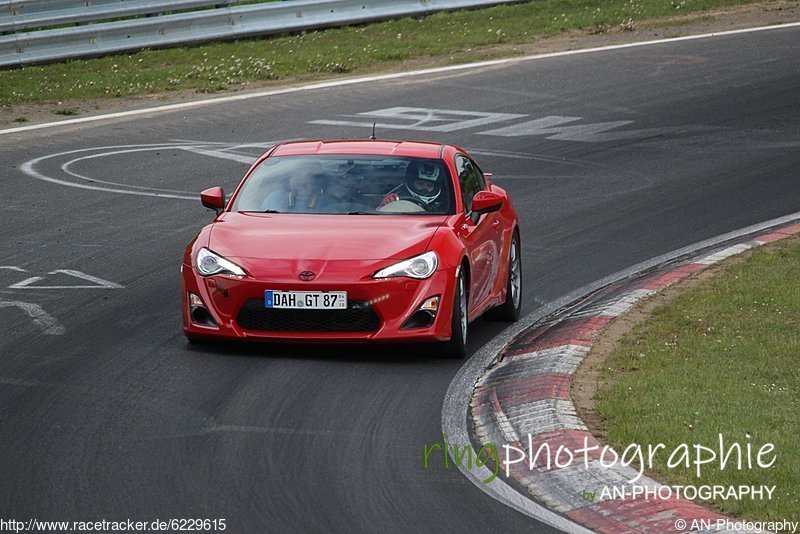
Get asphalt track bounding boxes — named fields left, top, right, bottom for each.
left=1, top=26, right=798, bottom=533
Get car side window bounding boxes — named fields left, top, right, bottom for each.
left=455, top=154, right=486, bottom=212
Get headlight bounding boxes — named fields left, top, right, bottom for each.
left=374, top=251, right=438, bottom=280
left=196, top=247, right=247, bottom=277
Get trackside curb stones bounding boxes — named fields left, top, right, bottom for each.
left=469, top=223, right=800, bottom=533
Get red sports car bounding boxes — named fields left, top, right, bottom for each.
left=182, top=139, right=521, bottom=357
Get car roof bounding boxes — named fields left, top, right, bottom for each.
left=270, top=140, right=446, bottom=159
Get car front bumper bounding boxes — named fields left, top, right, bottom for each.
left=181, top=263, right=458, bottom=343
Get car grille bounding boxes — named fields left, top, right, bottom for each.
left=236, top=299, right=381, bottom=333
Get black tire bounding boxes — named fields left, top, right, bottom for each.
left=442, top=268, right=468, bottom=358
left=487, top=231, right=522, bottom=322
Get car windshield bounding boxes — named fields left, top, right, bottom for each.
left=232, top=155, right=455, bottom=215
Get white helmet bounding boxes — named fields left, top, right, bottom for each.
left=405, top=162, right=442, bottom=206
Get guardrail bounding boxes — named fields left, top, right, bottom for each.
left=0, top=0, right=243, bottom=32
left=0, top=0, right=521, bottom=68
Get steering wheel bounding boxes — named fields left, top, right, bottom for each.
left=377, top=199, right=427, bottom=213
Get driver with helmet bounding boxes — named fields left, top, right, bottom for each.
left=380, top=161, right=448, bottom=212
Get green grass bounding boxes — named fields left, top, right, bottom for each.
left=0, top=0, right=766, bottom=106
left=596, top=236, right=800, bottom=522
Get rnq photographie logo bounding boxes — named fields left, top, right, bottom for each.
left=422, top=433, right=778, bottom=503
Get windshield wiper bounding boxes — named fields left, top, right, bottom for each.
left=241, top=210, right=281, bottom=214
left=346, top=211, right=379, bottom=215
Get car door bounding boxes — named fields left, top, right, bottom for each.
left=454, top=154, right=501, bottom=314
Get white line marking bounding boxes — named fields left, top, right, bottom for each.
left=479, top=116, right=702, bottom=143
left=464, top=149, right=543, bottom=160
left=314, top=108, right=705, bottom=142
left=51, top=269, right=124, bottom=289
left=20, top=141, right=283, bottom=199
left=0, top=266, right=27, bottom=272
left=0, top=300, right=65, bottom=335
left=7, top=277, right=45, bottom=289
left=60, top=146, right=203, bottom=194
left=20, top=145, right=199, bottom=200
left=8, top=270, right=123, bottom=289
left=178, top=146, right=256, bottom=164
left=2, top=22, right=798, bottom=137
left=226, top=142, right=281, bottom=150
left=480, top=115, right=636, bottom=142
left=311, top=107, right=526, bottom=132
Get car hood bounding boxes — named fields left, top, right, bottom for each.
left=208, top=212, right=447, bottom=262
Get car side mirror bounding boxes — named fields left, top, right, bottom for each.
left=472, top=191, right=503, bottom=214
left=469, top=191, right=504, bottom=224
left=201, top=186, right=225, bottom=214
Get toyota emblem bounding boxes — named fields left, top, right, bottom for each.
left=298, top=271, right=316, bottom=282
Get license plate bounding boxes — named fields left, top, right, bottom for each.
left=265, top=290, right=347, bottom=310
